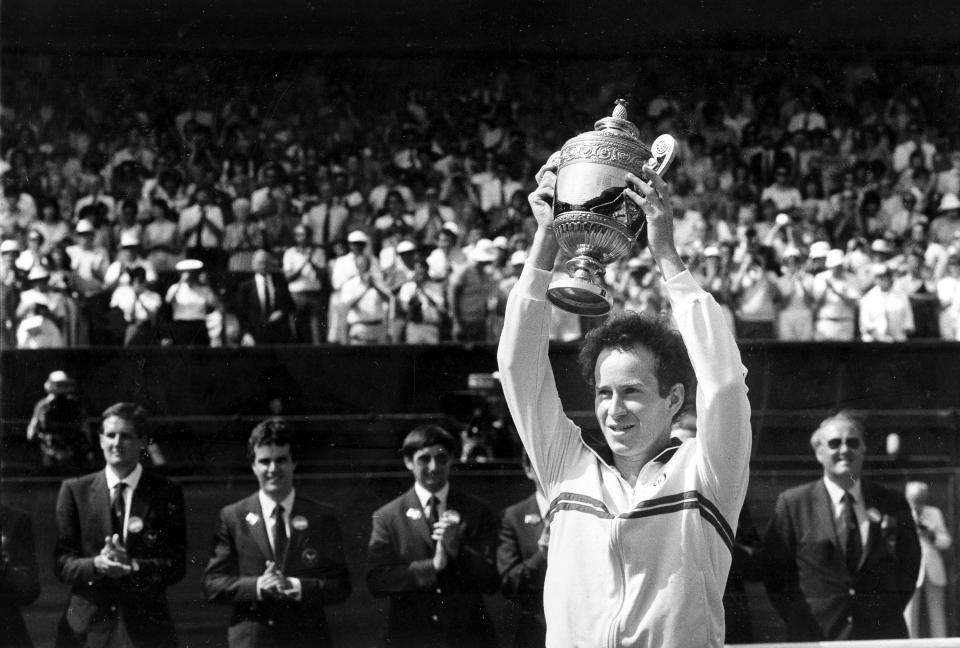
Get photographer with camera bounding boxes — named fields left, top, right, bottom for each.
left=26, top=371, right=94, bottom=474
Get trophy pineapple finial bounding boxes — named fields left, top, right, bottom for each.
left=612, top=99, right=629, bottom=121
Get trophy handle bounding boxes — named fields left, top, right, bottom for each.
left=645, top=134, right=678, bottom=177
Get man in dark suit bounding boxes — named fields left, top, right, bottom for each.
left=1, top=504, right=41, bottom=648
left=203, top=418, right=351, bottom=648
left=54, top=402, right=186, bottom=648
left=366, top=424, right=499, bottom=648
left=497, top=451, right=547, bottom=648
left=763, top=411, right=921, bottom=641
left=237, top=250, right=293, bottom=345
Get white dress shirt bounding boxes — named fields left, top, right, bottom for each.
left=105, top=463, right=144, bottom=544
left=256, top=489, right=302, bottom=600
left=823, top=477, right=869, bottom=560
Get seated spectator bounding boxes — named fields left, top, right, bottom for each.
left=112, top=198, right=144, bottom=252
left=930, top=193, right=960, bottom=246
left=731, top=246, right=781, bottom=339
left=237, top=249, right=293, bottom=346
left=178, top=184, right=225, bottom=269
left=859, top=264, right=914, bottom=341
left=426, top=223, right=467, bottom=281
left=812, top=249, right=861, bottom=340
left=449, top=238, right=497, bottom=343
left=110, top=266, right=162, bottom=346
left=775, top=246, right=815, bottom=340
left=45, top=244, right=83, bottom=346
left=25, top=370, right=94, bottom=473
left=283, top=224, right=327, bottom=344
left=342, top=254, right=392, bottom=345
left=259, top=187, right=298, bottom=254
left=222, top=197, right=263, bottom=272
left=936, top=253, right=960, bottom=340
left=15, top=229, right=46, bottom=275
left=373, top=190, right=416, bottom=240
left=413, top=186, right=456, bottom=246
left=142, top=198, right=183, bottom=272
left=33, top=198, right=71, bottom=253
left=163, top=258, right=219, bottom=346
left=16, top=265, right=67, bottom=348
left=396, top=259, right=447, bottom=344
left=103, top=232, right=158, bottom=291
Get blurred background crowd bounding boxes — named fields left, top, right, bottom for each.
left=4, top=51, right=960, bottom=348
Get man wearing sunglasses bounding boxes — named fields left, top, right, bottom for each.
left=763, top=411, right=920, bottom=641
left=366, top=424, right=499, bottom=648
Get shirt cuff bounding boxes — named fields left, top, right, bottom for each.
left=515, top=266, right=552, bottom=301
left=285, top=577, right=302, bottom=601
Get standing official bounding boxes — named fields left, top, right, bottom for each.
left=54, top=403, right=186, bottom=648
left=203, top=418, right=351, bottom=648
left=763, top=412, right=921, bottom=640
left=366, top=424, right=499, bottom=648
left=497, top=452, right=548, bottom=648
left=1, top=504, right=41, bottom=648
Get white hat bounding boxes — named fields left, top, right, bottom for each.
left=775, top=213, right=791, bottom=226
left=396, top=240, right=417, bottom=254
left=939, top=193, right=960, bottom=212
left=469, top=238, right=497, bottom=263
left=870, top=238, right=893, bottom=254
left=492, top=236, right=509, bottom=250
left=441, top=222, right=461, bottom=238
left=27, top=265, right=50, bottom=281
left=509, top=250, right=528, bottom=266
left=809, top=241, right=830, bottom=259
left=825, top=249, right=845, bottom=269
left=703, top=245, right=720, bottom=258
left=45, top=370, right=76, bottom=394
left=119, top=231, right=141, bottom=248
left=871, top=262, right=893, bottom=278
left=75, top=219, right=95, bottom=234
left=782, top=245, right=802, bottom=258
left=0, top=239, right=19, bottom=254
left=175, top=259, right=204, bottom=272
left=347, top=230, right=369, bottom=244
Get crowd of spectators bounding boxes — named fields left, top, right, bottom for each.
left=3, top=52, right=960, bottom=347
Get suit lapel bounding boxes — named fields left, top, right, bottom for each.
left=243, top=494, right=274, bottom=561
left=126, top=473, right=154, bottom=549
left=860, top=482, right=882, bottom=563
left=812, top=481, right=842, bottom=551
left=403, top=488, right=434, bottom=549
left=92, top=471, right=112, bottom=539
left=287, top=499, right=309, bottom=566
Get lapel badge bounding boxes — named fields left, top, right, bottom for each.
left=292, top=515, right=309, bottom=531
left=127, top=516, right=144, bottom=534
left=406, top=507, right=422, bottom=520
left=523, top=513, right=542, bottom=525
left=246, top=512, right=260, bottom=526
left=144, top=530, right=159, bottom=545
left=867, top=508, right=882, bottom=524
left=302, top=547, right=319, bottom=567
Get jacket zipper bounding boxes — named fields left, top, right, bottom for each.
left=606, top=515, right=627, bottom=648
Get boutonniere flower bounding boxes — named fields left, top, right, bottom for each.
left=867, top=508, right=882, bottom=524
left=406, top=507, right=422, bottom=520
left=246, top=512, right=260, bottom=526
left=881, top=514, right=896, bottom=530
left=524, top=513, right=542, bottom=525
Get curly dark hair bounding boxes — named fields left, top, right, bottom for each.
left=578, top=311, right=694, bottom=403
left=247, top=417, right=297, bottom=462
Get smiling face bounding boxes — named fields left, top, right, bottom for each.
left=813, top=419, right=865, bottom=487
left=404, top=444, right=452, bottom=493
left=252, top=443, right=296, bottom=501
left=593, top=345, right=683, bottom=470
left=100, top=415, right=144, bottom=477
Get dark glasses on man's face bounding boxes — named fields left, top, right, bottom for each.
left=826, top=437, right=861, bottom=450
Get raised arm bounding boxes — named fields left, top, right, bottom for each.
left=626, top=168, right=751, bottom=516
left=496, top=154, right=580, bottom=493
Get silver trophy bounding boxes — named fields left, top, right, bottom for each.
left=547, top=99, right=677, bottom=316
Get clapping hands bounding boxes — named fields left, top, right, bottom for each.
left=258, top=560, right=296, bottom=600
left=95, top=534, right=131, bottom=578
left=431, top=510, right=462, bottom=572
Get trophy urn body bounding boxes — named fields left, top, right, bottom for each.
left=548, top=100, right=677, bottom=316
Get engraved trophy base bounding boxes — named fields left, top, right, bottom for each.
left=547, top=276, right=611, bottom=317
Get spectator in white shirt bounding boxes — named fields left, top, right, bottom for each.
left=283, top=224, right=327, bottom=344
left=178, top=185, right=225, bottom=268
left=859, top=264, right=914, bottom=342
left=110, top=266, right=162, bottom=346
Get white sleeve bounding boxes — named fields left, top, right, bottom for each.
left=665, top=270, right=752, bottom=522
left=497, top=266, right=582, bottom=496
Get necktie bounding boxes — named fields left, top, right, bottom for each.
left=264, top=275, right=274, bottom=314
left=842, top=492, right=862, bottom=573
left=111, top=482, right=127, bottom=538
left=194, top=207, right=207, bottom=248
left=273, top=504, right=288, bottom=569
left=427, top=496, right=440, bottom=528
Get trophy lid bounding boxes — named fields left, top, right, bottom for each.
left=593, top=99, right=641, bottom=141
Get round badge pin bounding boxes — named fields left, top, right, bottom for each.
left=292, top=515, right=309, bottom=531
left=128, top=516, right=144, bottom=534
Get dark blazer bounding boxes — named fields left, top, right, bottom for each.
left=54, top=469, right=186, bottom=648
left=0, top=505, right=41, bottom=648
left=497, top=493, right=546, bottom=648
left=763, top=479, right=921, bottom=641
left=236, top=273, right=293, bottom=344
left=366, top=487, right=499, bottom=648
left=203, top=493, right=351, bottom=648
